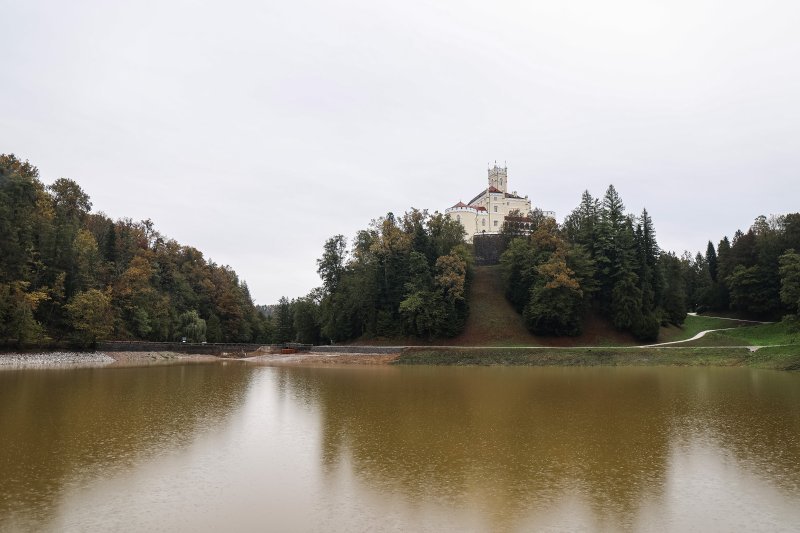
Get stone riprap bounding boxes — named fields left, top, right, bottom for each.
left=0, top=352, right=115, bottom=367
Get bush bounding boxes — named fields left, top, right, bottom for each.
left=632, top=312, right=660, bottom=342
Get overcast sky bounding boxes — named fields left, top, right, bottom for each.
left=2, top=0, right=799, bottom=304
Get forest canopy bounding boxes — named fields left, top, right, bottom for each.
left=501, top=186, right=680, bottom=341
left=0, top=154, right=272, bottom=346
left=277, top=197, right=800, bottom=345
left=501, top=185, right=800, bottom=341
left=314, top=210, right=472, bottom=343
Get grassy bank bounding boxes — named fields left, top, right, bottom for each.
left=394, top=345, right=800, bottom=371
left=684, top=320, right=800, bottom=347
left=656, top=315, right=752, bottom=343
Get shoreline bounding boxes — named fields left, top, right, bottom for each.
left=1, top=346, right=797, bottom=371
left=395, top=346, right=800, bottom=371
left=242, top=351, right=400, bottom=366
left=0, top=350, right=401, bottom=370
left=0, top=350, right=221, bottom=370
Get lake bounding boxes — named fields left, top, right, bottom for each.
left=1, top=363, right=799, bottom=531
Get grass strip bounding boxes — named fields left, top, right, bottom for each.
left=394, top=345, right=800, bottom=371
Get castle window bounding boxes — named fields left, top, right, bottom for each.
left=494, top=220, right=498, bottom=227
left=494, top=206, right=498, bottom=212
left=482, top=219, right=486, bottom=226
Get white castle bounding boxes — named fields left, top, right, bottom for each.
left=445, top=163, right=554, bottom=242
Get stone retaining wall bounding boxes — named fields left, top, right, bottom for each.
left=473, top=234, right=506, bottom=265
left=98, top=341, right=264, bottom=355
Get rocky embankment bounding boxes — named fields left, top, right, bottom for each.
left=0, top=351, right=116, bottom=367
left=0, top=350, right=222, bottom=368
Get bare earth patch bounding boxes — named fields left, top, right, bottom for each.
left=243, top=351, right=399, bottom=366
left=107, top=351, right=221, bottom=366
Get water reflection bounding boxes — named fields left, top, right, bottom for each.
left=1, top=364, right=798, bottom=532
left=277, top=366, right=800, bottom=531
left=0, top=363, right=252, bottom=530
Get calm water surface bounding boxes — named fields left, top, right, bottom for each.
left=1, top=363, right=799, bottom=532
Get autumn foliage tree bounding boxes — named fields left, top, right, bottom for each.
left=0, top=154, right=272, bottom=346
left=502, top=186, right=685, bottom=341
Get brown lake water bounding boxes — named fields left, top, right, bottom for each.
left=1, top=363, right=799, bottom=532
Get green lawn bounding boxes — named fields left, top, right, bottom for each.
left=688, top=321, right=800, bottom=347
left=746, top=345, right=800, bottom=370
left=657, top=314, right=752, bottom=343
left=394, top=345, right=800, bottom=371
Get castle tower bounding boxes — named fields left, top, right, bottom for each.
left=488, top=163, right=508, bottom=193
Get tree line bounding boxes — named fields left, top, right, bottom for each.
left=501, top=185, right=800, bottom=341
left=273, top=191, right=800, bottom=345
left=501, top=185, right=686, bottom=341
left=6, top=152, right=795, bottom=348
left=0, top=154, right=273, bottom=346
left=685, top=213, right=800, bottom=321
left=275, top=210, right=472, bottom=344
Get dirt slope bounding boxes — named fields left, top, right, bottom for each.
left=449, top=266, right=637, bottom=347
left=348, top=265, right=637, bottom=347
left=448, top=265, right=536, bottom=345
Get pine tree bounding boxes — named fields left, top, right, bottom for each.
left=206, top=312, right=223, bottom=343
left=661, top=252, right=688, bottom=324
left=275, top=296, right=295, bottom=343
left=563, top=190, right=599, bottom=255
left=706, top=241, right=718, bottom=283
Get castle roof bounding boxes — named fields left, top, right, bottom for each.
left=467, top=187, right=525, bottom=205
left=449, top=201, right=488, bottom=213
left=468, top=190, right=486, bottom=205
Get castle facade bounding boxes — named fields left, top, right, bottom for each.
left=445, top=164, right=553, bottom=242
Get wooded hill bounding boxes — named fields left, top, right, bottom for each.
left=0, top=154, right=272, bottom=346
left=306, top=186, right=800, bottom=344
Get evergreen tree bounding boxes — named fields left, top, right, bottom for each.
left=293, top=293, right=321, bottom=344
left=660, top=252, right=688, bottom=325
left=611, top=271, right=642, bottom=331
left=778, top=249, right=800, bottom=315
left=706, top=241, right=718, bottom=282
left=596, top=185, right=639, bottom=314
left=500, top=238, right=538, bottom=312
left=275, top=296, right=295, bottom=343
left=562, top=190, right=599, bottom=255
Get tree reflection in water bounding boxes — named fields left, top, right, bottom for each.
left=277, top=365, right=800, bottom=531
left=0, top=363, right=253, bottom=530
